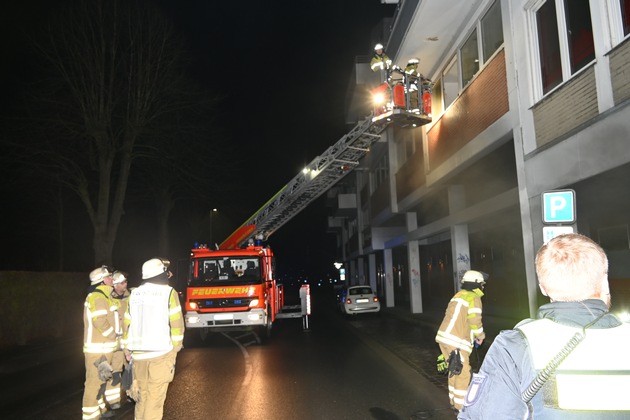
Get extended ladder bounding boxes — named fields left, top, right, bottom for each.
left=223, top=115, right=387, bottom=248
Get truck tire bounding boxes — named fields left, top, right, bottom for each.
left=257, top=307, right=272, bottom=344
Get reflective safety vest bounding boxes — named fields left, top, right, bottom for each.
left=126, top=283, right=177, bottom=353
left=518, top=319, right=630, bottom=412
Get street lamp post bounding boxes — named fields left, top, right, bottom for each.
left=210, top=208, right=217, bottom=247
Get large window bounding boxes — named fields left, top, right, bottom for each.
left=461, top=29, right=480, bottom=86
left=443, top=56, right=460, bottom=109
left=533, top=0, right=594, bottom=96
left=431, top=0, right=503, bottom=114
left=621, top=0, right=630, bottom=36
left=481, top=0, right=504, bottom=61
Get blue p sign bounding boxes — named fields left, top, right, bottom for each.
left=542, top=190, right=576, bottom=224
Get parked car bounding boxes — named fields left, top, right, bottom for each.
left=341, top=285, right=380, bottom=315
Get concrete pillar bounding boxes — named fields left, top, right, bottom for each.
left=384, top=248, right=394, bottom=307
left=406, top=212, right=423, bottom=313
left=368, top=253, right=377, bottom=292
left=449, top=185, right=470, bottom=290
left=357, top=256, right=365, bottom=285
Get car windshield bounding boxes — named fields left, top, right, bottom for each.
left=349, top=287, right=373, bottom=295
left=189, top=257, right=261, bottom=286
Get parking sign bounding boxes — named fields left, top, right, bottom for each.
left=542, top=190, right=576, bottom=224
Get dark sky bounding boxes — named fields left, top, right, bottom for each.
left=0, top=0, right=396, bottom=279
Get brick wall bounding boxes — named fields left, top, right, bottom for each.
left=427, top=49, right=509, bottom=170
left=610, top=38, right=630, bottom=105
left=532, top=65, right=598, bottom=147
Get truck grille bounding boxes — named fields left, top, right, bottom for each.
left=194, top=297, right=254, bottom=309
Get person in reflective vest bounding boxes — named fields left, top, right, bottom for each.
left=459, top=233, right=630, bottom=419
left=370, top=43, right=392, bottom=72
left=82, top=266, right=118, bottom=420
left=435, top=270, right=487, bottom=412
left=124, top=257, right=185, bottom=420
left=103, top=270, right=131, bottom=411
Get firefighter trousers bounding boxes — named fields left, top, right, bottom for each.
left=438, top=343, right=471, bottom=411
left=103, top=350, right=126, bottom=408
left=132, top=350, right=178, bottom=420
left=82, top=352, right=114, bottom=420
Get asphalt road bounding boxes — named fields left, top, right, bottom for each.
left=1, top=291, right=465, bottom=419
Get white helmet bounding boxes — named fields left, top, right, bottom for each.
left=407, top=58, right=419, bottom=65
left=112, top=271, right=128, bottom=285
left=461, top=270, right=488, bottom=284
left=142, top=257, right=170, bottom=279
left=374, top=43, right=384, bottom=51
left=89, top=265, right=112, bottom=285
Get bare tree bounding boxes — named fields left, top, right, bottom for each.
left=23, top=0, right=200, bottom=265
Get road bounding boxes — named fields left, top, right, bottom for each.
left=2, top=291, right=460, bottom=420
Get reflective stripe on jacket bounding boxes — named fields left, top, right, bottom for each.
left=83, top=285, right=118, bottom=354
left=518, top=318, right=630, bottom=412
left=435, top=288, right=484, bottom=353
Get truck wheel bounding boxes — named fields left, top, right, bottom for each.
left=257, top=309, right=272, bottom=344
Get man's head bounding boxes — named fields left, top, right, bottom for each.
left=461, top=270, right=488, bottom=289
left=535, top=233, right=610, bottom=306
left=112, top=270, right=129, bottom=294
left=407, top=58, right=419, bottom=67
left=89, top=265, right=113, bottom=286
left=374, top=43, right=384, bottom=55
left=142, top=257, right=171, bottom=283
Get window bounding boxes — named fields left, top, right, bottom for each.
left=533, top=0, right=594, bottom=96
left=430, top=1, right=503, bottom=116
left=443, top=56, right=460, bottom=109
left=371, top=154, right=388, bottom=192
left=623, top=0, right=630, bottom=35
left=481, top=0, right=504, bottom=61
left=536, top=1, right=562, bottom=94
left=461, top=29, right=480, bottom=86
left=565, top=0, right=594, bottom=73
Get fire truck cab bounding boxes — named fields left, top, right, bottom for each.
left=184, top=243, right=281, bottom=342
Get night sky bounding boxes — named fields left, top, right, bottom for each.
left=0, top=0, right=396, bottom=281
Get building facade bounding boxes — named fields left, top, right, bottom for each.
left=327, top=0, right=630, bottom=321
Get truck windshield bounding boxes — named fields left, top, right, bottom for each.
left=189, top=257, right=262, bottom=286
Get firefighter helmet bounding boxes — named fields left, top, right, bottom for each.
left=374, top=43, right=384, bottom=51
left=461, top=270, right=488, bottom=284
left=112, top=271, right=128, bottom=284
left=89, top=265, right=112, bottom=285
left=407, top=58, right=420, bottom=65
left=142, top=257, right=169, bottom=279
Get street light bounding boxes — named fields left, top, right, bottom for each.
left=210, top=208, right=217, bottom=247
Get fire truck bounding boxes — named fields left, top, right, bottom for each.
left=184, top=228, right=304, bottom=343
left=184, top=65, right=432, bottom=343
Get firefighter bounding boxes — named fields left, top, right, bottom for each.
left=82, top=266, right=118, bottom=419
left=370, top=43, right=392, bottom=73
left=435, top=270, right=487, bottom=413
left=124, top=257, right=185, bottom=420
left=459, top=234, right=630, bottom=419
left=404, top=58, right=421, bottom=109
left=102, top=270, right=131, bottom=411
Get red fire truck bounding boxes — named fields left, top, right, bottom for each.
left=184, top=228, right=306, bottom=343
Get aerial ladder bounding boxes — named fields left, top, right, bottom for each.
left=220, top=72, right=433, bottom=250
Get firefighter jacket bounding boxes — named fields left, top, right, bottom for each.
left=111, top=289, right=131, bottom=343
left=458, top=300, right=630, bottom=419
left=83, top=284, right=118, bottom=354
left=124, top=282, right=185, bottom=360
left=370, top=52, right=392, bottom=72
left=435, top=288, right=484, bottom=354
